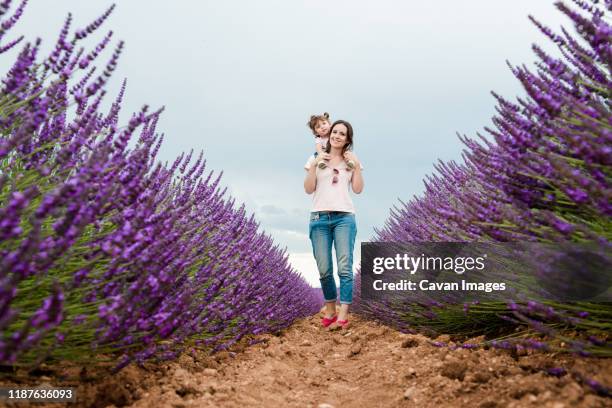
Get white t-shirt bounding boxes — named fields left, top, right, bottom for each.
left=304, top=156, right=363, bottom=213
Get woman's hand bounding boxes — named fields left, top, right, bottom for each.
left=344, top=151, right=363, bottom=193
left=343, top=151, right=360, bottom=167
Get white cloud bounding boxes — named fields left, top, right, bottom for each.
left=288, top=252, right=320, bottom=287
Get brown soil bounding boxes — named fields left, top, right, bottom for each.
left=1, top=308, right=611, bottom=408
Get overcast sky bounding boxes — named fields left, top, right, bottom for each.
left=1, top=1, right=570, bottom=287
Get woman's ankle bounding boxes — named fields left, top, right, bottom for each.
left=325, top=302, right=336, bottom=316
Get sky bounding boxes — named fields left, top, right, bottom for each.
left=0, top=1, right=571, bottom=287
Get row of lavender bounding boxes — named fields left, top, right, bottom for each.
left=356, top=0, right=611, bottom=357
left=0, top=2, right=321, bottom=370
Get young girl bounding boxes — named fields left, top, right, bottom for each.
left=307, top=112, right=355, bottom=170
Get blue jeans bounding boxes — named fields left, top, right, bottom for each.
left=309, top=211, right=357, bottom=304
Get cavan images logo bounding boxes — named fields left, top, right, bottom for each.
left=361, top=242, right=612, bottom=303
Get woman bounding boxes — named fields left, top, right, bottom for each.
left=304, top=120, right=363, bottom=330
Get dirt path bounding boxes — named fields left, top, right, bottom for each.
left=3, top=309, right=611, bottom=407
left=113, top=310, right=608, bottom=408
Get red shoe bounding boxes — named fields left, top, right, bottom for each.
left=321, top=314, right=337, bottom=328
left=329, top=319, right=350, bottom=331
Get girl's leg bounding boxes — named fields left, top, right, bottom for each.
left=309, top=212, right=336, bottom=315
left=332, top=213, right=357, bottom=321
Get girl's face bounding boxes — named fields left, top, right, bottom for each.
left=314, top=119, right=330, bottom=137
left=329, top=124, right=348, bottom=148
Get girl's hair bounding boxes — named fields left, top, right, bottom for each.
left=325, top=120, right=353, bottom=155
left=307, top=112, right=330, bottom=135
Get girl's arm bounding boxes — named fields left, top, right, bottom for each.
left=304, top=162, right=317, bottom=194
left=315, top=142, right=325, bottom=155
left=315, top=141, right=331, bottom=160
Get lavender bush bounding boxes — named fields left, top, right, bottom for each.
left=356, top=0, right=611, bottom=357
left=0, top=1, right=321, bottom=370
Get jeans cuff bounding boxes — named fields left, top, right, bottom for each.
left=324, top=298, right=337, bottom=303
left=340, top=301, right=352, bottom=305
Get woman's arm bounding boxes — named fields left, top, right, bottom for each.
left=351, top=165, right=364, bottom=194
left=304, top=163, right=317, bottom=194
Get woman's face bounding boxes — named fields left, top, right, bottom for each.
left=329, top=124, right=348, bottom=149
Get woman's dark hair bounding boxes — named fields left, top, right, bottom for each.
left=325, top=120, right=353, bottom=155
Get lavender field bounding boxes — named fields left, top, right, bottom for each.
left=355, top=0, right=611, bottom=366
left=0, top=1, right=321, bottom=371
left=0, top=0, right=610, bottom=406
